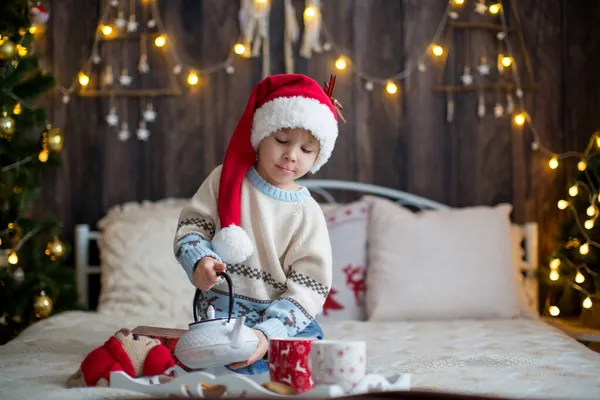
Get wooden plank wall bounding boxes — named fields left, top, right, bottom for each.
left=38, top=0, right=600, bottom=269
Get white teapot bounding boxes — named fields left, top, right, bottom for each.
left=174, top=272, right=259, bottom=369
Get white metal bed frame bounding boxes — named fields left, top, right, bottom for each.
left=74, top=179, right=539, bottom=313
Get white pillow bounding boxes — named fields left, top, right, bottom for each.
left=317, top=201, right=370, bottom=322
left=96, top=198, right=195, bottom=321
left=364, top=196, right=521, bottom=321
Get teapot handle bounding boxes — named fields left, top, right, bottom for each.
left=193, top=271, right=235, bottom=323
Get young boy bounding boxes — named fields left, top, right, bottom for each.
left=173, top=74, right=341, bottom=375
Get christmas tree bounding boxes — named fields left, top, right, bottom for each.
left=0, top=1, right=81, bottom=345
left=547, top=137, right=600, bottom=323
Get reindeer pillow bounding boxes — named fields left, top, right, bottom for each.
left=316, top=201, right=370, bottom=322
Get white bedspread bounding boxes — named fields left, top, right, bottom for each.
left=1, top=311, right=600, bottom=400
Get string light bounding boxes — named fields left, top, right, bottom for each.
left=585, top=219, right=594, bottom=230
left=154, top=35, right=166, bottom=48
left=514, top=113, right=526, bottom=126
left=38, top=150, right=49, bottom=163
left=78, top=72, right=90, bottom=86
left=578, top=161, right=587, bottom=171
left=549, top=270, right=559, bottom=281
left=557, top=200, right=568, bottom=210
left=304, top=6, right=316, bottom=18
left=548, top=156, right=559, bottom=170
left=587, top=205, right=596, bottom=217
left=549, top=306, right=560, bottom=316
left=579, top=242, right=590, bottom=255
left=335, top=56, right=347, bottom=70
left=568, top=184, right=578, bottom=197
left=575, top=271, right=586, bottom=283
left=233, top=43, right=246, bottom=55
left=7, top=252, right=18, bottom=265
left=453, top=0, right=465, bottom=4
left=187, top=71, right=199, bottom=86
left=582, top=297, right=593, bottom=309
left=431, top=44, right=444, bottom=57
left=100, top=25, right=113, bottom=36
left=385, top=81, right=398, bottom=94
left=13, top=103, right=21, bottom=115
left=488, top=4, right=502, bottom=14
left=550, top=258, right=561, bottom=269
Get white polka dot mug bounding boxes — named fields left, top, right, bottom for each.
left=308, top=340, right=366, bottom=391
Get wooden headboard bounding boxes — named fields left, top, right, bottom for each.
left=74, top=179, right=539, bottom=312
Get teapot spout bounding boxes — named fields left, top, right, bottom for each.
left=230, top=316, right=247, bottom=349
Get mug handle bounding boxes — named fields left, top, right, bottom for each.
left=193, top=271, right=235, bottom=323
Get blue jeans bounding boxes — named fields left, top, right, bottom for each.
left=226, top=320, right=324, bottom=375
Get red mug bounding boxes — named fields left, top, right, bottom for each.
left=268, top=338, right=315, bottom=393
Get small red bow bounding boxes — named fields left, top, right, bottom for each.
left=324, top=75, right=346, bottom=123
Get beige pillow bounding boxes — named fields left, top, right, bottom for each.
left=96, top=198, right=195, bottom=321
left=364, top=196, right=521, bottom=321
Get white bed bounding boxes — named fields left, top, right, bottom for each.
left=1, top=179, right=600, bottom=400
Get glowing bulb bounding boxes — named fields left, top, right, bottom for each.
left=580, top=242, right=590, bottom=255
left=29, top=25, right=37, bottom=34
left=582, top=297, right=593, bottom=309
left=432, top=45, right=444, bottom=57
left=569, top=185, right=579, bottom=197
left=578, top=161, right=587, bottom=171
left=8, top=252, right=18, bottom=265
left=234, top=43, right=246, bottom=55
left=454, top=0, right=464, bottom=4
left=13, top=103, right=21, bottom=115
left=489, top=3, right=502, bottom=14
left=256, top=0, right=267, bottom=3
left=549, top=156, right=559, bottom=170
left=101, top=25, right=113, bottom=36
left=187, top=72, right=199, bottom=85
left=585, top=219, right=595, bottom=230
left=514, top=113, right=526, bottom=126
left=38, top=150, right=49, bottom=163
left=154, top=35, right=166, bottom=47
left=16, top=44, right=27, bottom=57
left=78, top=72, right=90, bottom=86
left=335, top=57, right=347, bottom=70
left=386, top=81, right=398, bottom=94
left=575, top=271, right=586, bottom=283
left=587, top=205, right=596, bottom=216
left=501, top=56, right=513, bottom=67
left=549, top=306, right=560, bottom=316
left=550, top=258, right=561, bottom=269
left=549, top=270, right=559, bottom=281
left=596, top=136, right=600, bottom=147
left=557, top=200, right=568, bottom=210
left=304, top=6, right=316, bottom=18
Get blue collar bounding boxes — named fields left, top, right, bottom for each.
left=246, top=167, right=311, bottom=203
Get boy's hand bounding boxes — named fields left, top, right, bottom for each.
left=228, top=329, right=269, bottom=370
left=193, top=257, right=227, bottom=291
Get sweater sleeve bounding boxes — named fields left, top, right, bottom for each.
left=253, top=203, right=332, bottom=339
left=174, top=165, right=223, bottom=283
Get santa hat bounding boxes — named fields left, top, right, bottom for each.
left=212, top=74, right=342, bottom=264
left=80, top=336, right=175, bottom=385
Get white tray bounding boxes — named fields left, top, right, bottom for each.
left=109, top=366, right=411, bottom=398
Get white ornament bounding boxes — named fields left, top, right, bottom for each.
left=448, top=11, right=459, bottom=20
left=137, top=121, right=150, bottom=141
left=173, top=65, right=182, bottom=75
left=477, top=57, right=491, bottom=75
left=460, top=66, right=473, bottom=86
left=225, top=65, right=236, bottom=75
left=493, top=102, right=504, bottom=118
left=119, top=69, right=133, bottom=86
left=418, top=61, right=426, bottom=72
left=365, top=81, right=374, bottom=91
left=506, top=94, right=515, bottom=113
left=118, top=122, right=130, bottom=141
left=138, top=55, right=150, bottom=74
left=103, top=65, right=114, bottom=85
left=147, top=19, right=157, bottom=28
left=13, top=268, right=24, bottom=282
left=475, top=1, right=488, bottom=14
left=516, top=88, right=524, bottom=98
left=496, top=32, right=506, bottom=40
left=106, top=107, right=119, bottom=127
left=62, top=95, right=70, bottom=104
left=115, top=12, right=127, bottom=29
left=143, top=104, right=157, bottom=122
left=127, top=15, right=138, bottom=32
left=323, top=42, right=332, bottom=51
left=477, top=94, right=486, bottom=117
left=110, top=0, right=119, bottom=6
left=531, top=141, right=540, bottom=151
left=92, top=53, right=101, bottom=64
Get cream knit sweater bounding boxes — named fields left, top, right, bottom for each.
left=174, top=165, right=332, bottom=339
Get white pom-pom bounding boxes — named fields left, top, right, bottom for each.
left=212, top=225, right=254, bottom=264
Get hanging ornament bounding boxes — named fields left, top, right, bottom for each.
left=147, top=19, right=156, bottom=28
left=299, top=0, right=323, bottom=59
left=0, top=112, right=16, bottom=140
left=516, top=88, right=524, bottom=98
left=364, top=81, right=374, bottom=91
left=106, top=106, right=119, bottom=127
left=418, top=61, right=427, bottom=72
left=239, top=0, right=272, bottom=77
left=127, top=14, right=138, bottom=32
left=115, top=11, right=127, bottom=29
left=506, top=93, right=515, bottom=114
left=118, top=122, right=130, bottom=141
left=138, top=54, right=150, bottom=74
left=531, top=141, right=540, bottom=151
left=45, top=125, right=64, bottom=152
left=143, top=103, right=157, bottom=122
left=46, top=237, right=65, bottom=259
left=477, top=92, right=486, bottom=118
left=61, top=94, right=70, bottom=104
left=92, top=52, right=101, bottom=64
left=225, top=65, right=236, bottom=75
left=475, top=0, right=488, bottom=15
left=13, top=267, right=24, bottom=283
left=136, top=120, right=150, bottom=141
left=29, top=4, right=50, bottom=25
left=322, top=42, right=332, bottom=51
left=476, top=56, right=491, bottom=75
left=119, top=68, right=132, bottom=86
left=0, top=38, right=16, bottom=60
left=446, top=94, right=455, bottom=123
left=460, top=65, right=473, bottom=85
left=109, top=0, right=119, bottom=6
left=172, top=65, right=182, bottom=75
left=496, top=32, right=506, bottom=41
left=448, top=11, right=459, bottom=20
left=34, top=290, right=53, bottom=318
left=103, top=65, right=114, bottom=86
left=493, top=102, right=504, bottom=118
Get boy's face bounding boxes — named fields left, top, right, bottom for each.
left=256, top=128, right=320, bottom=190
